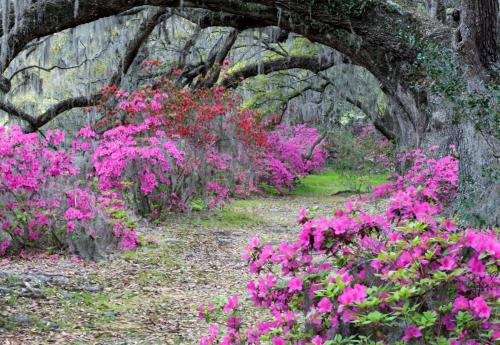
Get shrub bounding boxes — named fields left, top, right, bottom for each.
left=198, top=148, right=499, bottom=345
left=0, top=70, right=329, bottom=257
left=81, top=81, right=327, bottom=214
left=260, top=125, right=328, bottom=193
left=328, top=124, right=393, bottom=173
left=0, top=80, right=328, bottom=257
left=0, top=126, right=136, bottom=258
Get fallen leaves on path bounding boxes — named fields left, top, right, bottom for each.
left=0, top=194, right=385, bottom=344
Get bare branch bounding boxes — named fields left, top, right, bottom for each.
left=9, top=61, right=86, bottom=82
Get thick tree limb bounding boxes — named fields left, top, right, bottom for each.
left=33, top=94, right=101, bottom=129
left=173, top=8, right=270, bottom=31
left=343, top=95, right=396, bottom=141
left=221, top=55, right=338, bottom=88
left=0, top=0, right=438, bottom=92
left=1, top=7, right=169, bottom=131
left=0, top=100, right=36, bottom=125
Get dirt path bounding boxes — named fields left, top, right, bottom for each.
left=0, top=192, right=379, bottom=344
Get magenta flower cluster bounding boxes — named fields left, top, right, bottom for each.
left=0, top=126, right=136, bottom=254
left=199, top=148, right=499, bottom=344
left=260, top=125, right=328, bottom=193
left=0, top=83, right=327, bottom=255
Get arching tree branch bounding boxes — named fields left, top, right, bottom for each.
left=0, top=0, right=433, bottom=94
left=1, top=7, right=170, bottom=131
left=221, top=54, right=339, bottom=88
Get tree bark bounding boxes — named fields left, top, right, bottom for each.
left=457, top=0, right=499, bottom=77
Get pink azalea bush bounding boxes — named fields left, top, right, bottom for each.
left=0, top=126, right=136, bottom=257
left=198, top=148, right=499, bottom=344
left=260, top=125, right=328, bottom=193
left=78, top=81, right=327, bottom=214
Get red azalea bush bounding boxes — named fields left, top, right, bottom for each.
left=198, top=148, right=500, bottom=345
left=91, top=82, right=267, bottom=213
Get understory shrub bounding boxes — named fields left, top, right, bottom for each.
left=327, top=124, right=394, bottom=173
left=260, top=125, right=328, bottom=193
left=80, top=80, right=327, bottom=214
left=198, top=148, right=499, bottom=345
left=322, top=124, right=394, bottom=194
left=0, top=126, right=136, bottom=258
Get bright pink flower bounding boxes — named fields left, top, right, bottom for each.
left=311, top=336, right=323, bottom=345
left=272, top=336, right=285, bottom=345
left=297, top=208, right=307, bottom=224
left=402, top=326, right=422, bottom=341
left=468, top=255, right=485, bottom=276
left=470, top=296, right=491, bottom=318
left=439, top=256, right=456, bottom=270
left=338, top=284, right=367, bottom=305
left=0, top=240, right=9, bottom=255
left=66, top=221, right=76, bottom=233
left=316, top=297, right=332, bottom=313
left=453, top=295, right=470, bottom=313
left=288, top=276, right=303, bottom=292
left=223, top=295, right=238, bottom=312
left=441, top=218, right=457, bottom=231
left=370, top=260, right=383, bottom=271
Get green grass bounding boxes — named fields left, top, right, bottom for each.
left=188, top=204, right=266, bottom=228
left=290, top=170, right=388, bottom=197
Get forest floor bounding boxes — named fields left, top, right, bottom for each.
left=0, top=171, right=386, bottom=345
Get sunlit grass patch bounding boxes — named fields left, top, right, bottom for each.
left=188, top=206, right=267, bottom=229
left=291, top=170, right=388, bottom=196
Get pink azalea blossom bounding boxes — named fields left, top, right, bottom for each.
left=288, top=276, right=303, bottom=292
left=223, top=295, right=239, bottom=312
left=272, top=336, right=286, bottom=345
left=338, top=284, right=367, bottom=305
left=402, top=326, right=422, bottom=341
left=453, top=295, right=469, bottom=312
left=316, top=297, right=333, bottom=313
left=470, top=296, right=491, bottom=319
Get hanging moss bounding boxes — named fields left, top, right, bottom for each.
left=323, top=0, right=375, bottom=18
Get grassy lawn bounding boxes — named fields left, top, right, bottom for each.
left=179, top=169, right=388, bottom=228
left=290, top=169, right=389, bottom=197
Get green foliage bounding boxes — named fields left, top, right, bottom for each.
left=327, top=127, right=394, bottom=173
left=188, top=203, right=266, bottom=228
left=190, top=198, right=207, bottom=211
